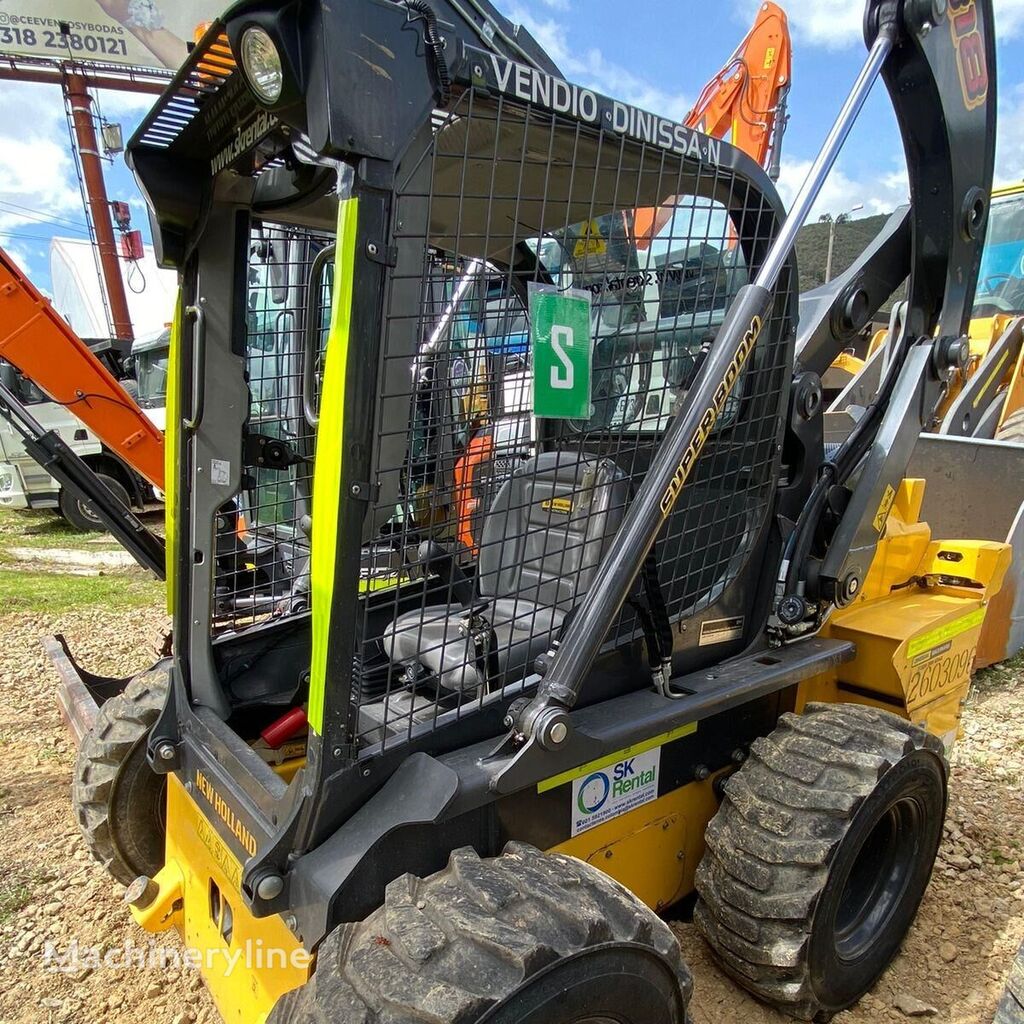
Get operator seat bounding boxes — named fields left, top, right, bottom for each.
left=382, top=452, right=629, bottom=694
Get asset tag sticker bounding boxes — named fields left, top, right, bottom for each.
left=571, top=747, right=660, bottom=837
left=210, top=458, right=231, bottom=486
left=699, top=616, right=745, bottom=646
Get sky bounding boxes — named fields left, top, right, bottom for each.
left=2, top=0, right=1024, bottom=295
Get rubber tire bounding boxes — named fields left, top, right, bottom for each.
left=996, top=407, right=1024, bottom=443
left=995, top=939, right=1024, bottom=1024
left=59, top=472, right=132, bottom=533
left=695, top=702, right=948, bottom=1022
left=118, top=377, right=140, bottom=403
left=73, top=665, right=169, bottom=886
left=268, top=841, right=693, bottom=1024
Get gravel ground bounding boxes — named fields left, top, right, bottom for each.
left=0, top=563, right=1021, bottom=1022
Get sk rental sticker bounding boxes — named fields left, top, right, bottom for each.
left=571, top=748, right=660, bottom=837
left=529, top=283, right=593, bottom=420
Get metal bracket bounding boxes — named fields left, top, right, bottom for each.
left=347, top=480, right=379, bottom=501
left=243, top=433, right=309, bottom=471
left=365, top=240, right=397, bottom=267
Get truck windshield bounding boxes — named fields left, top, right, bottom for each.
left=974, top=191, right=1024, bottom=314
left=135, top=345, right=169, bottom=407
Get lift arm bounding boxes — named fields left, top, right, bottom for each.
left=0, top=245, right=165, bottom=490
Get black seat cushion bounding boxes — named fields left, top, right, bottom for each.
left=381, top=451, right=628, bottom=692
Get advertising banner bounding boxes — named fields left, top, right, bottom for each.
left=0, top=1, right=221, bottom=72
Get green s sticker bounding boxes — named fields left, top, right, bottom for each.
left=529, top=283, right=592, bottom=419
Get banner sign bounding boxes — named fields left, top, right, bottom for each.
left=0, top=1, right=220, bottom=71
left=529, top=282, right=593, bottom=420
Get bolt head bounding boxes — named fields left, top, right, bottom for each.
left=157, top=743, right=175, bottom=761
left=256, top=874, right=285, bottom=901
left=548, top=721, right=568, bottom=745
left=124, top=875, right=158, bottom=909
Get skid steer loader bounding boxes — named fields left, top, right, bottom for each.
left=59, top=0, right=1009, bottom=1020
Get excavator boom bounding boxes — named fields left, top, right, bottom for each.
left=686, top=1, right=792, bottom=174
left=633, top=1, right=792, bottom=248
left=0, top=245, right=165, bottom=490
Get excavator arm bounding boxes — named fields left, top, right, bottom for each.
left=634, top=1, right=792, bottom=248
left=0, top=244, right=165, bottom=490
left=686, top=1, right=792, bottom=177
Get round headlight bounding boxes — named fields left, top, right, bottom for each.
left=240, top=26, right=283, bottom=104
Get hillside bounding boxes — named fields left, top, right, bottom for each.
left=794, top=213, right=907, bottom=313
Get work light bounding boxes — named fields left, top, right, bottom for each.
left=240, top=26, right=284, bottom=104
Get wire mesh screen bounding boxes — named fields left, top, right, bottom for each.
left=211, top=221, right=332, bottom=631
left=343, top=88, right=789, bottom=749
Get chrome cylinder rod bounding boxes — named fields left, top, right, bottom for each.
left=756, top=29, right=895, bottom=291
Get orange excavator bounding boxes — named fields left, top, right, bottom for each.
left=686, top=1, right=792, bottom=178
left=0, top=246, right=166, bottom=574
left=633, top=2, right=791, bottom=247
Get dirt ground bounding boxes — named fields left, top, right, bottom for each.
left=0, top=513, right=1021, bottom=1024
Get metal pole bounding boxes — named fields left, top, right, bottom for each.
left=756, top=29, right=894, bottom=290
left=825, top=219, right=837, bottom=283
left=63, top=72, right=134, bottom=344
left=0, top=65, right=167, bottom=94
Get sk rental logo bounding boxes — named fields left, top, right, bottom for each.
left=571, top=749, right=661, bottom=836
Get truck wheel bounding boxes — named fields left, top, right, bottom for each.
left=73, top=666, right=169, bottom=886
left=59, top=473, right=131, bottom=532
left=695, top=702, right=947, bottom=1022
left=268, top=842, right=693, bottom=1024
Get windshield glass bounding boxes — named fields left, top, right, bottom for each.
left=527, top=196, right=747, bottom=432
left=135, top=346, right=169, bottom=407
left=974, top=192, right=1024, bottom=314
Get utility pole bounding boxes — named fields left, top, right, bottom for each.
left=62, top=72, right=134, bottom=343
left=824, top=202, right=864, bottom=283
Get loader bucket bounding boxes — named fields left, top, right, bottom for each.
left=908, top=433, right=1024, bottom=667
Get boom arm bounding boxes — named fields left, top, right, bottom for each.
left=633, top=1, right=792, bottom=248
left=0, top=245, right=165, bottom=490
left=685, top=1, right=792, bottom=176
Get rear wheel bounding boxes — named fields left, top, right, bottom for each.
left=268, top=841, right=692, bottom=1024
left=73, top=666, right=169, bottom=885
left=695, top=702, right=947, bottom=1021
left=59, top=472, right=132, bottom=532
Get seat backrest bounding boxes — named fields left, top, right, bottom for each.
left=477, top=452, right=629, bottom=610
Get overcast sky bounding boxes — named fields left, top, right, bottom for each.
left=0, top=0, right=1022, bottom=293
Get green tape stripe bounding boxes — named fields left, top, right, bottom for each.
left=308, top=199, right=359, bottom=734
left=906, top=606, right=986, bottom=658
left=164, top=294, right=182, bottom=615
left=537, top=721, right=697, bottom=793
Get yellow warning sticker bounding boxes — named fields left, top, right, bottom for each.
left=873, top=484, right=897, bottom=532
left=763, top=46, right=777, bottom=69
left=537, top=721, right=697, bottom=793
left=541, top=497, right=573, bottom=514
left=906, top=607, right=986, bottom=659
left=573, top=219, right=608, bottom=259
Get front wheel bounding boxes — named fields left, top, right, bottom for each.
left=268, top=842, right=692, bottom=1024
left=59, top=472, right=132, bottom=532
left=695, top=702, right=947, bottom=1021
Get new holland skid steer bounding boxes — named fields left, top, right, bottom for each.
left=60, top=0, right=1010, bottom=1020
